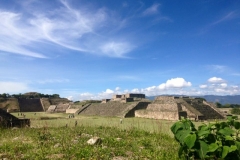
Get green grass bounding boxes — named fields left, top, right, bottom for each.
left=0, top=112, right=185, bottom=159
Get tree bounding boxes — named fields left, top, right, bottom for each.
left=231, top=108, right=240, bottom=115
left=215, top=102, right=222, bottom=108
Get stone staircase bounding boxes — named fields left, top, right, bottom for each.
left=78, top=102, right=141, bottom=117
left=54, top=104, right=69, bottom=112
left=18, top=98, right=44, bottom=112
left=77, top=104, right=92, bottom=115
left=184, top=99, right=224, bottom=119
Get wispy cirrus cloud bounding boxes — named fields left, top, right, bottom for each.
left=211, top=11, right=238, bottom=26
left=143, top=3, right=160, bottom=16
left=200, top=11, right=239, bottom=34
left=206, top=65, right=228, bottom=73
left=0, top=0, right=135, bottom=58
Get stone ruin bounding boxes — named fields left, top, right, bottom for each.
left=135, top=96, right=225, bottom=120
left=77, top=94, right=225, bottom=120
left=0, top=108, right=30, bottom=128
left=103, top=93, right=146, bottom=103
left=46, top=103, right=70, bottom=113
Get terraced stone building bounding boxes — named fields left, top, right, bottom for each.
left=77, top=95, right=224, bottom=120
left=135, top=96, right=224, bottom=120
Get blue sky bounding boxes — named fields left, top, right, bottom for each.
left=0, top=0, right=240, bottom=101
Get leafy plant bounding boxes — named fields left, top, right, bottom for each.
left=171, top=116, right=240, bottom=160
left=231, top=108, right=240, bottom=115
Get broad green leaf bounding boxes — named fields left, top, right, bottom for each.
left=208, top=143, right=218, bottom=152
left=234, top=121, right=240, bottom=129
left=197, top=130, right=210, bottom=137
left=198, top=140, right=208, bottom=159
left=222, top=146, right=229, bottom=158
left=198, top=124, right=208, bottom=131
left=218, top=127, right=235, bottom=136
left=175, top=130, right=191, bottom=144
left=184, top=133, right=196, bottom=149
left=183, top=120, right=193, bottom=130
left=171, top=122, right=183, bottom=134
left=225, top=135, right=233, bottom=141
left=229, top=145, right=237, bottom=153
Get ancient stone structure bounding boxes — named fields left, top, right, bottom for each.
left=101, top=93, right=146, bottom=103
left=135, top=96, right=224, bottom=120
left=0, top=108, right=30, bottom=128
left=0, top=96, right=71, bottom=113
left=123, top=93, right=145, bottom=99
left=18, top=98, right=44, bottom=112
left=46, top=103, right=70, bottom=113
left=79, top=95, right=224, bottom=120
left=78, top=101, right=150, bottom=118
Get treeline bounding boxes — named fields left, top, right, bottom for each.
left=0, top=92, right=60, bottom=99
left=215, top=102, right=240, bottom=115
left=215, top=102, right=240, bottom=108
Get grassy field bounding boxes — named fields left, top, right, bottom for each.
left=0, top=113, right=188, bottom=159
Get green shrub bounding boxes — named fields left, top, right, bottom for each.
left=231, top=108, right=240, bottom=115
left=171, top=116, right=240, bottom=159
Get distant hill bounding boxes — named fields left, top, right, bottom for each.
left=146, top=95, right=240, bottom=105
left=199, top=95, right=240, bottom=105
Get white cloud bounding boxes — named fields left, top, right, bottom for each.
left=0, top=1, right=135, bottom=58
left=208, top=77, right=225, bottom=83
left=143, top=3, right=160, bottom=16
left=165, top=78, right=192, bottom=88
left=145, top=86, right=156, bottom=91
left=232, top=85, right=239, bottom=89
left=199, top=85, right=208, bottom=89
left=69, top=77, right=239, bottom=101
left=220, top=83, right=227, bottom=88
left=131, top=88, right=141, bottom=93
left=0, top=81, right=29, bottom=93
left=214, top=88, right=226, bottom=93
left=100, top=42, right=134, bottom=57
left=0, top=11, right=47, bottom=58
left=158, top=84, right=166, bottom=90
left=105, top=89, right=114, bottom=94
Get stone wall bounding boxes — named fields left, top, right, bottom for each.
left=124, top=102, right=150, bottom=117
left=79, top=102, right=142, bottom=117
left=146, top=103, right=179, bottom=112
left=47, top=105, right=56, bottom=112
left=135, top=110, right=179, bottom=120
left=40, top=98, right=51, bottom=111
left=0, top=98, right=19, bottom=112
left=18, top=98, right=44, bottom=112
left=0, top=108, right=30, bottom=128
left=134, top=96, right=221, bottom=120
left=66, top=109, right=79, bottom=114
left=54, top=104, right=69, bottom=112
